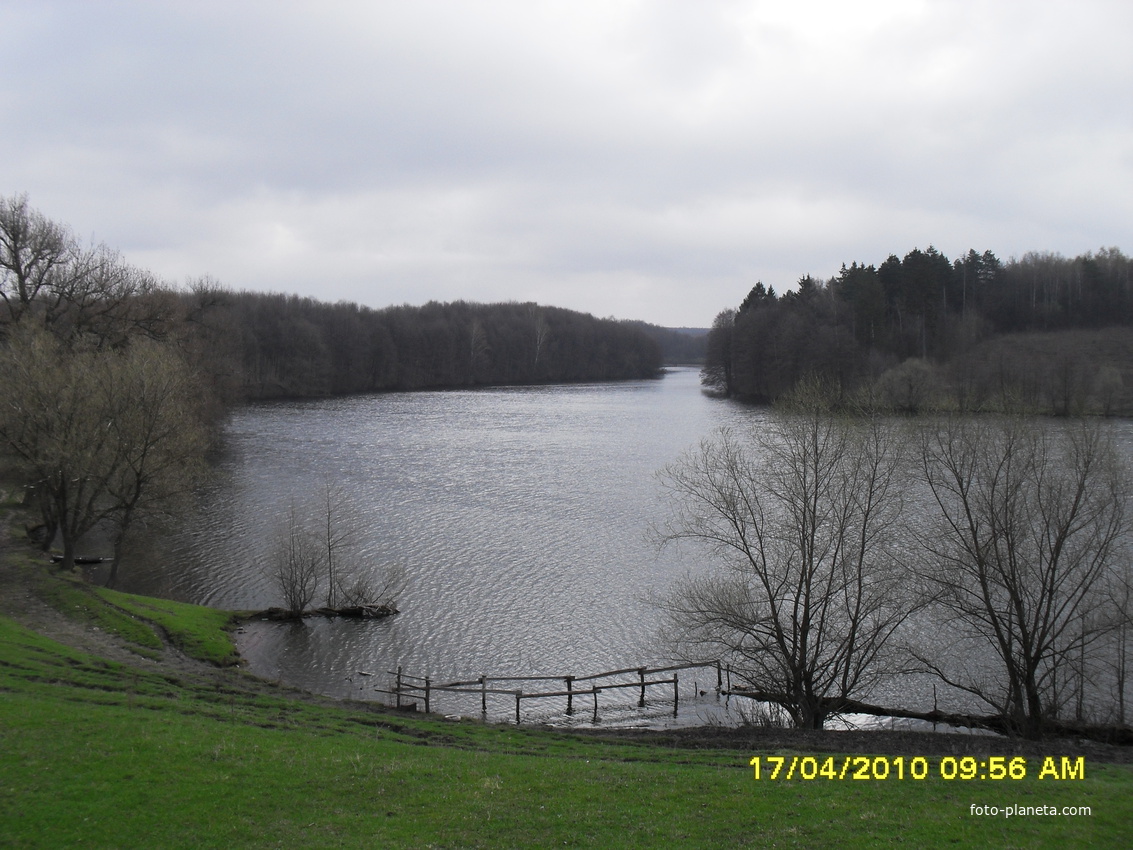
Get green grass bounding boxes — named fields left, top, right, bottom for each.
left=0, top=560, right=1129, bottom=847
left=94, top=586, right=243, bottom=666
left=32, top=571, right=165, bottom=659
left=19, top=561, right=241, bottom=666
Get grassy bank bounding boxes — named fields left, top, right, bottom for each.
left=1, top=555, right=1130, bottom=847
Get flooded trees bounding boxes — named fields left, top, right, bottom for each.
left=268, top=482, right=405, bottom=616
left=658, top=408, right=1133, bottom=733
left=657, top=382, right=912, bottom=729
left=659, top=403, right=1131, bottom=734
left=917, top=417, right=1129, bottom=737
left=272, top=505, right=324, bottom=615
left=315, top=479, right=404, bottom=610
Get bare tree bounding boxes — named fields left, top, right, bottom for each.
left=657, top=381, right=912, bottom=729
left=335, top=562, right=406, bottom=609
left=272, top=504, right=322, bottom=615
left=0, top=193, right=71, bottom=326
left=917, top=416, right=1128, bottom=736
left=100, top=338, right=209, bottom=586
left=0, top=325, right=208, bottom=574
left=1110, top=578, right=1133, bottom=725
left=528, top=304, right=550, bottom=373
left=318, top=480, right=406, bottom=609
left=270, top=481, right=406, bottom=613
left=316, top=478, right=362, bottom=609
left=0, top=193, right=174, bottom=345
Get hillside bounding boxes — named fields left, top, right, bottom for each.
left=1, top=497, right=1130, bottom=847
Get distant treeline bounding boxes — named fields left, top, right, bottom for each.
left=0, top=193, right=667, bottom=575
left=629, top=323, right=707, bottom=365
left=705, top=247, right=1133, bottom=414
left=188, top=290, right=664, bottom=400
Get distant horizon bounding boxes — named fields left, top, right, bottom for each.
left=208, top=283, right=713, bottom=332
left=147, top=238, right=1133, bottom=332
left=3, top=1, right=1129, bottom=327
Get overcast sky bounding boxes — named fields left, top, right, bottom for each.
left=2, top=1, right=1130, bottom=327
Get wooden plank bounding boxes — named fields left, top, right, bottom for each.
left=570, top=666, right=649, bottom=683
left=516, top=678, right=675, bottom=701
left=397, top=683, right=519, bottom=697
left=643, top=661, right=718, bottom=676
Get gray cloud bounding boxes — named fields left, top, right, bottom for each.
left=2, top=0, right=1130, bottom=325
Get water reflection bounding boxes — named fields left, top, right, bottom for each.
left=119, top=368, right=759, bottom=714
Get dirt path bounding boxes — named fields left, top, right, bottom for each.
left=0, top=530, right=202, bottom=676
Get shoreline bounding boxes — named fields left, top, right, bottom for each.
left=3, top=506, right=1131, bottom=763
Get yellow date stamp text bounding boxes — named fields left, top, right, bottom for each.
left=749, top=755, right=1085, bottom=781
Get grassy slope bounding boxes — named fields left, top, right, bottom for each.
left=0, top=561, right=1130, bottom=847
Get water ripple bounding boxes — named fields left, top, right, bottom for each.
left=120, top=369, right=755, bottom=693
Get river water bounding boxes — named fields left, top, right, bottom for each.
left=115, top=367, right=1132, bottom=728
left=119, top=367, right=765, bottom=724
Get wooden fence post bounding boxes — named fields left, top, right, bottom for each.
left=389, top=663, right=724, bottom=725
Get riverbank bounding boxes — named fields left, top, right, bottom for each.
left=1, top=512, right=1130, bottom=846
left=3, top=492, right=1132, bottom=763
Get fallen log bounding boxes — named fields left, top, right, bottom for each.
left=249, top=604, right=400, bottom=621
left=723, top=688, right=1133, bottom=745
left=50, top=554, right=109, bottom=565
left=316, top=604, right=399, bottom=619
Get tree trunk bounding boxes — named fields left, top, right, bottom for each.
left=59, top=532, right=76, bottom=572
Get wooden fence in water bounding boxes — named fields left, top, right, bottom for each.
left=366, top=661, right=725, bottom=724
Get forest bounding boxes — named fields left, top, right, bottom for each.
left=704, top=246, right=1133, bottom=414
left=0, top=194, right=664, bottom=575
left=186, top=290, right=665, bottom=402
